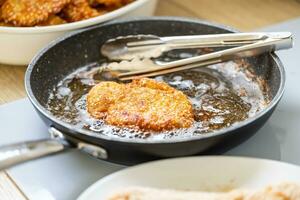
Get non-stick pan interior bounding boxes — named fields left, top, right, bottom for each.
left=26, top=17, right=283, bottom=139
left=28, top=18, right=282, bottom=107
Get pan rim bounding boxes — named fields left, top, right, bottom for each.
left=25, top=16, right=286, bottom=144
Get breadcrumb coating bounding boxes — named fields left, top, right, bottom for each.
left=62, top=0, right=101, bottom=22
left=0, top=0, right=133, bottom=26
left=38, top=15, right=66, bottom=26
left=1, top=0, right=70, bottom=26
left=90, top=0, right=132, bottom=7
left=87, top=78, right=194, bottom=131
left=108, top=182, right=300, bottom=200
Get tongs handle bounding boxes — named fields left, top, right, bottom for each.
left=160, top=33, right=292, bottom=68
left=119, top=33, right=293, bottom=80
left=128, top=32, right=292, bottom=49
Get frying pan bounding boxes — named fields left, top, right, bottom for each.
left=0, top=17, right=285, bottom=169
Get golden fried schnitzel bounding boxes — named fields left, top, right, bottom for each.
left=62, top=0, right=101, bottom=22
left=1, top=0, right=70, bottom=26
left=0, top=0, right=133, bottom=27
left=87, top=78, right=194, bottom=131
left=90, top=0, right=132, bottom=6
left=38, top=15, right=66, bottom=26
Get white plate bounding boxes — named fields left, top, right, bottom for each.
left=77, top=156, right=300, bottom=200
left=0, top=0, right=157, bottom=65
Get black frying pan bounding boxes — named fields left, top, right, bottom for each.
left=0, top=17, right=285, bottom=169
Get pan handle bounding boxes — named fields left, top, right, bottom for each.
left=0, top=139, right=67, bottom=170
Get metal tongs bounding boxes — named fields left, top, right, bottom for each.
left=101, top=32, right=293, bottom=80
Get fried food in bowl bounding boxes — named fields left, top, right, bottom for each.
left=0, top=0, right=133, bottom=27
left=0, top=0, right=157, bottom=65
left=1, top=0, right=70, bottom=26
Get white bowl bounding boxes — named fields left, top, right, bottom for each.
left=78, top=156, right=300, bottom=200
left=0, top=0, right=157, bottom=65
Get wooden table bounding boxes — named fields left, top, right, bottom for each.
left=1, top=0, right=300, bottom=199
